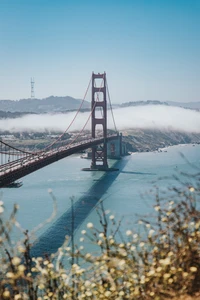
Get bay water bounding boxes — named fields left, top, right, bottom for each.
left=1, top=144, right=200, bottom=256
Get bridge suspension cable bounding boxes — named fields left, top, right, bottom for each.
left=36, top=75, right=93, bottom=152
left=0, top=75, right=93, bottom=159
left=65, top=75, right=105, bottom=147
left=106, top=79, right=118, bottom=132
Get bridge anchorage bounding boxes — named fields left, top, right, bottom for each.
left=82, top=72, right=120, bottom=172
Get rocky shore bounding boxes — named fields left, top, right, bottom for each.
left=121, top=129, right=200, bottom=153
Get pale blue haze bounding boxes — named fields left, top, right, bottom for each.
left=0, top=0, right=199, bottom=102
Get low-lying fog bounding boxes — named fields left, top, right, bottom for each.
left=1, top=105, right=200, bottom=133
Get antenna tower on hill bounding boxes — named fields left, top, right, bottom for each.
left=31, top=77, right=35, bottom=99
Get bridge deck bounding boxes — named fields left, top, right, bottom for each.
left=0, top=135, right=119, bottom=187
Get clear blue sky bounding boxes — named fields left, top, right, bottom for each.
left=0, top=0, right=199, bottom=103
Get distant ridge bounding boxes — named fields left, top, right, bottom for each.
left=1, top=97, right=200, bottom=114
left=0, top=96, right=90, bottom=113
left=118, top=100, right=200, bottom=110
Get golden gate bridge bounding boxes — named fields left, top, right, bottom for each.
left=0, top=73, right=123, bottom=188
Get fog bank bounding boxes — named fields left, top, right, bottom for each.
left=0, top=105, right=200, bottom=133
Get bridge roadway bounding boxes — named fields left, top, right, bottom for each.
left=0, top=134, right=119, bottom=188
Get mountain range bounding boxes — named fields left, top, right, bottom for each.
left=0, top=97, right=199, bottom=114
left=0, top=96, right=90, bottom=113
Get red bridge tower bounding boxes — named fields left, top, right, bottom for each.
left=91, top=72, right=108, bottom=170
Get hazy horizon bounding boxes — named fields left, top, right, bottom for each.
left=0, top=96, right=199, bottom=105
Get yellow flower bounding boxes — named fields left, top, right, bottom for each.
left=12, top=257, right=21, bottom=266
left=126, top=230, right=132, bottom=236
left=6, top=272, right=14, bottom=278
left=87, top=222, right=93, bottom=228
left=105, top=291, right=111, bottom=297
left=154, top=206, right=160, bottom=211
left=163, top=273, right=171, bottom=279
left=3, top=291, right=10, bottom=298
left=190, top=266, right=197, bottom=272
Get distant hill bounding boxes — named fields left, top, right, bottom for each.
left=119, top=100, right=200, bottom=110
left=119, top=100, right=168, bottom=107
left=0, top=110, right=36, bottom=119
left=0, top=96, right=90, bottom=113
left=166, top=101, right=200, bottom=110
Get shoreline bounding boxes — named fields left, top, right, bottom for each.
left=129, top=142, right=199, bottom=155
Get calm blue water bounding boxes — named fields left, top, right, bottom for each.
left=1, top=144, right=200, bottom=256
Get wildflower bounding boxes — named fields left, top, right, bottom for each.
left=119, top=291, right=125, bottom=296
left=85, top=280, right=91, bottom=287
left=149, top=229, right=155, bottom=236
left=3, top=291, right=10, bottom=298
left=190, top=266, right=197, bottom=272
left=0, top=206, right=4, bottom=213
left=6, top=272, right=14, bottom=278
left=39, top=284, right=45, bottom=290
left=18, top=265, right=26, bottom=272
left=119, top=259, right=125, bottom=266
left=80, top=237, right=84, bottom=242
left=105, top=291, right=111, bottom=297
left=12, top=257, right=21, bottom=266
left=0, top=200, right=4, bottom=206
left=139, top=242, right=145, bottom=248
left=147, top=270, right=155, bottom=276
left=99, top=232, right=104, bottom=238
left=163, top=273, right=171, bottom=279
left=126, top=230, right=132, bottom=236
left=156, top=267, right=162, bottom=272
left=154, top=205, right=160, bottom=211
left=189, top=186, right=195, bottom=192
left=87, top=222, right=93, bottom=228
left=81, top=230, right=86, bottom=234
left=166, top=211, right=172, bottom=216
left=109, top=215, right=115, bottom=220
left=159, top=257, right=170, bottom=265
